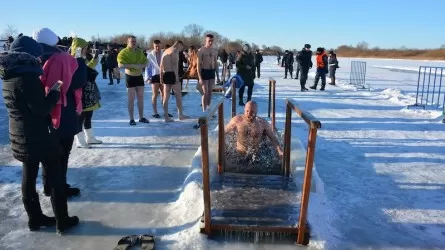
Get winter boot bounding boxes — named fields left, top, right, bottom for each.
left=84, top=128, right=103, bottom=144
left=75, top=131, right=91, bottom=148
left=23, top=196, right=56, bottom=231
left=50, top=194, right=79, bottom=235
left=66, top=184, right=80, bottom=198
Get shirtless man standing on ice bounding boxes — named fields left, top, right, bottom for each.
left=197, top=34, right=219, bottom=112
left=225, top=101, right=283, bottom=158
left=160, top=40, right=190, bottom=122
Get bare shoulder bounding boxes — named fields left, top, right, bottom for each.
left=231, top=115, right=243, bottom=123
left=258, top=117, right=270, bottom=127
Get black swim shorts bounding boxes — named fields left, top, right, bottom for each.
left=201, top=68, right=216, bottom=80
left=162, top=71, right=176, bottom=85
left=125, top=74, right=144, bottom=88
left=151, top=74, right=160, bottom=84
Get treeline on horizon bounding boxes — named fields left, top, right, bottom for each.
left=19, top=23, right=445, bottom=60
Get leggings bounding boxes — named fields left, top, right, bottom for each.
left=79, top=110, right=93, bottom=129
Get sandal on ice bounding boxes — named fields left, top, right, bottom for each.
left=113, top=235, right=140, bottom=250
left=140, top=234, right=155, bottom=250
left=139, top=118, right=150, bottom=123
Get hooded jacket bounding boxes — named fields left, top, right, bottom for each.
left=1, top=36, right=60, bottom=162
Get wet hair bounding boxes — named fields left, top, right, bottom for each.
left=206, top=34, right=214, bottom=39
left=153, top=40, right=161, bottom=44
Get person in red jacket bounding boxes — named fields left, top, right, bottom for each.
left=310, top=47, right=329, bottom=91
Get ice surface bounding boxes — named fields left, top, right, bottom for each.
left=0, top=55, right=444, bottom=249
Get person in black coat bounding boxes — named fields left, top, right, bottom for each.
left=236, top=44, right=255, bottom=106
left=297, top=44, right=313, bottom=91
left=254, top=49, right=263, bottom=78
left=106, top=45, right=120, bottom=85
left=294, top=51, right=302, bottom=79
left=0, top=36, right=79, bottom=234
left=35, top=32, right=85, bottom=199
left=284, top=50, right=294, bottom=79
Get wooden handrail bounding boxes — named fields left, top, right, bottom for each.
left=231, top=78, right=236, bottom=117
left=283, top=98, right=321, bottom=246
left=286, top=99, right=321, bottom=129
left=268, top=78, right=276, bottom=131
left=198, top=96, right=226, bottom=125
left=198, top=94, right=226, bottom=236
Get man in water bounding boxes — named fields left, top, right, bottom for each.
left=160, top=40, right=189, bottom=122
left=225, top=101, right=283, bottom=160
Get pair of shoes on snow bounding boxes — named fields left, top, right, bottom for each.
left=28, top=215, right=79, bottom=235
left=113, top=234, right=155, bottom=250
left=152, top=113, right=173, bottom=119
left=130, top=118, right=150, bottom=125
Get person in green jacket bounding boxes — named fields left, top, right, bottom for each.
left=236, top=44, right=255, bottom=106
left=117, top=35, right=149, bottom=126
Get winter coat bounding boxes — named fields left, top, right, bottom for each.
left=107, top=49, right=118, bottom=69
left=236, top=51, right=255, bottom=86
left=316, top=52, right=329, bottom=73
left=52, top=57, right=87, bottom=138
left=297, top=49, right=313, bottom=69
left=254, top=53, right=263, bottom=66
left=82, top=64, right=101, bottom=112
left=328, top=54, right=339, bottom=71
left=284, top=52, right=294, bottom=66
left=40, top=51, right=79, bottom=129
left=100, top=55, right=108, bottom=70
left=0, top=52, right=60, bottom=162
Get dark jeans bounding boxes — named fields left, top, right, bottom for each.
left=313, top=70, right=327, bottom=88
left=300, top=67, right=310, bottom=88
left=108, top=68, right=120, bottom=84
left=23, top=155, right=67, bottom=220
left=285, top=65, right=293, bottom=78
left=239, top=83, right=254, bottom=103
left=295, top=64, right=301, bottom=79
left=102, top=67, right=107, bottom=79
left=255, top=64, right=261, bottom=78
left=79, top=110, right=93, bottom=130
left=42, top=135, right=75, bottom=194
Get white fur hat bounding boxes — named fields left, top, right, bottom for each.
left=32, top=28, right=59, bottom=46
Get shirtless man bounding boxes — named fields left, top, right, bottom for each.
left=160, top=40, right=189, bottom=122
left=197, top=34, right=219, bottom=112
left=225, top=101, right=283, bottom=157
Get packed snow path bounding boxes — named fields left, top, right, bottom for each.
left=1, top=56, right=445, bottom=249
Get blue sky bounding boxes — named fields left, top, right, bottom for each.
left=1, top=0, right=444, bottom=50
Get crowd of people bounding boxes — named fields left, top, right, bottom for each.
left=277, top=45, right=339, bottom=91
left=0, top=26, right=337, bottom=235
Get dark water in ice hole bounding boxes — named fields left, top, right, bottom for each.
left=222, top=131, right=283, bottom=175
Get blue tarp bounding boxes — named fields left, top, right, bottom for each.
left=224, top=74, right=244, bottom=98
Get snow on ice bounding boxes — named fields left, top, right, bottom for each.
left=0, top=55, right=444, bottom=249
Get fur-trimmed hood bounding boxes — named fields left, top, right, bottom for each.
left=0, top=52, right=43, bottom=79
